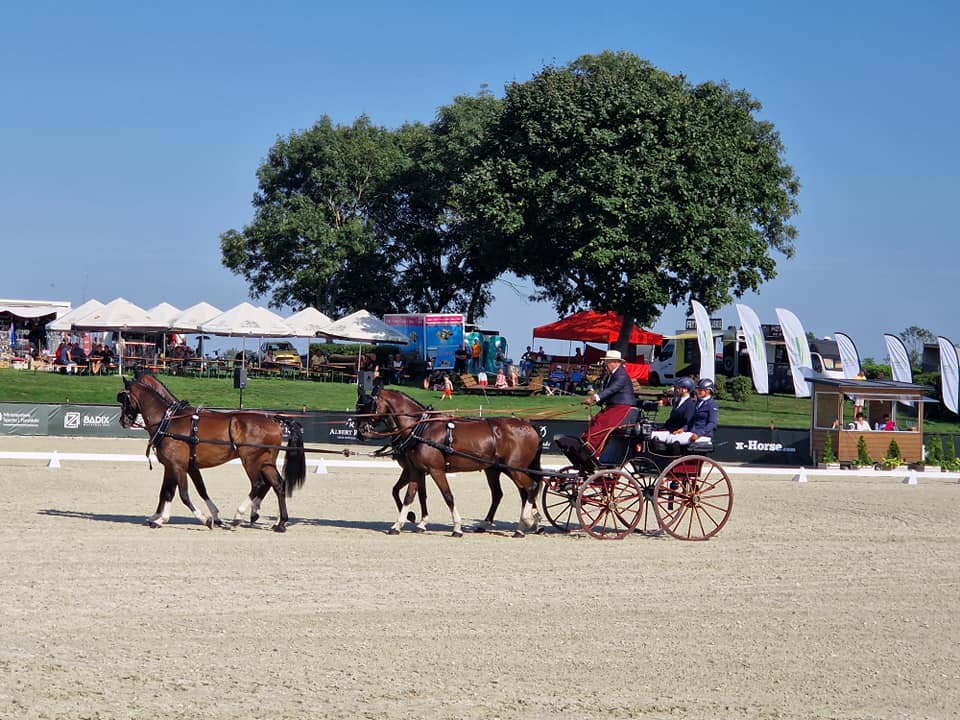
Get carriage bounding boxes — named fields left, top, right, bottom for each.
left=357, top=387, right=733, bottom=541
left=540, top=402, right=734, bottom=540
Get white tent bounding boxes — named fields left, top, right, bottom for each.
left=285, top=307, right=333, bottom=336
left=199, top=302, right=293, bottom=337
left=168, top=302, right=223, bottom=333
left=46, top=299, right=105, bottom=332
left=316, top=309, right=408, bottom=344
left=200, top=303, right=294, bottom=365
left=70, top=298, right=167, bottom=373
left=146, top=302, right=182, bottom=325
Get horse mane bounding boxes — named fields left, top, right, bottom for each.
left=134, top=369, right=180, bottom=405
left=381, top=388, right=428, bottom=413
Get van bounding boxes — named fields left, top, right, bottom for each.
left=721, top=326, right=843, bottom=393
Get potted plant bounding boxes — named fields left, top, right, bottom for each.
left=850, top=434, right=873, bottom=470
left=879, top=438, right=905, bottom=471
left=820, top=434, right=840, bottom=469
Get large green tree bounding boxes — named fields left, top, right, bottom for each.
left=221, top=95, right=506, bottom=321
left=457, top=51, right=800, bottom=346
left=220, top=115, right=408, bottom=317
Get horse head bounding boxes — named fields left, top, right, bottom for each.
left=116, top=372, right=180, bottom=429
left=355, top=384, right=386, bottom=440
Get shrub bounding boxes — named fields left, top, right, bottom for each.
left=728, top=376, right=753, bottom=403
left=712, top=378, right=728, bottom=401
left=821, top=434, right=837, bottom=464
left=855, top=435, right=873, bottom=468
left=880, top=438, right=903, bottom=469
left=925, top=435, right=943, bottom=466
left=942, top=435, right=960, bottom=472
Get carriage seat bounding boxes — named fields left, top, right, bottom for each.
left=596, top=407, right=640, bottom=466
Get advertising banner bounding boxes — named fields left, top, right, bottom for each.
left=834, top=332, right=862, bottom=379
left=690, top=300, right=715, bottom=383
left=775, top=307, right=812, bottom=398
left=424, top=314, right=464, bottom=368
left=0, top=404, right=48, bottom=435
left=48, top=404, right=140, bottom=437
left=735, top=303, right=769, bottom=394
left=937, top=336, right=959, bottom=415
left=883, top=333, right=912, bottom=384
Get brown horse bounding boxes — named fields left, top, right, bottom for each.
left=117, top=371, right=306, bottom=532
left=356, top=387, right=543, bottom=537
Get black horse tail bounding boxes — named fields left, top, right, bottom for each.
left=281, top=419, right=307, bottom=497
left=527, top=444, right=544, bottom=496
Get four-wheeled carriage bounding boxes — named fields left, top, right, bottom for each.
left=541, top=404, right=734, bottom=540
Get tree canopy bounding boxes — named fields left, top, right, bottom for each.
left=221, top=51, right=800, bottom=339
left=457, top=51, right=799, bottom=344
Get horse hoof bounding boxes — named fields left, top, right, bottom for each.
left=205, top=518, right=214, bottom=529
left=251, top=512, right=260, bottom=523
left=386, top=528, right=400, bottom=535
left=148, top=521, right=161, bottom=529
left=451, top=530, right=463, bottom=538
left=231, top=518, right=242, bottom=527
left=414, top=527, right=426, bottom=534
left=272, top=524, right=286, bottom=533
left=512, top=531, right=526, bottom=539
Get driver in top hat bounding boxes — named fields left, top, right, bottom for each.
left=556, top=349, right=636, bottom=466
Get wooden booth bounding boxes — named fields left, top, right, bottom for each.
left=810, top=378, right=933, bottom=464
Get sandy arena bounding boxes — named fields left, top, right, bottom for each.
left=1, top=436, right=958, bottom=720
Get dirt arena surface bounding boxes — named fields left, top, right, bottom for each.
left=1, top=436, right=959, bottom=720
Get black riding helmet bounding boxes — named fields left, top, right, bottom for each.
left=675, top=377, right=695, bottom=392
left=696, top=377, right=715, bottom=393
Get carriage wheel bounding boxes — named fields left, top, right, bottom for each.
left=625, top=457, right=663, bottom=535
left=653, top=455, right=733, bottom=541
left=576, top=469, right=643, bottom=540
left=541, top=467, right=582, bottom=532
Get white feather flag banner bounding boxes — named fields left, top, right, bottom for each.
left=775, top=307, right=812, bottom=398
left=690, top=300, right=715, bottom=383
left=937, top=336, right=959, bottom=415
left=883, top=333, right=912, bottom=384
left=735, top=303, right=769, bottom=394
left=834, top=332, right=862, bottom=379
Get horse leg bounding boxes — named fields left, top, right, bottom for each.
left=509, top=472, right=542, bottom=538
left=260, top=463, right=289, bottom=533
left=232, top=477, right=269, bottom=526
left=149, top=471, right=178, bottom=528
left=474, top=469, right=504, bottom=533
left=175, top=470, right=213, bottom=528
left=389, top=473, right=422, bottom=535
left=429, top=470, right=463, bottom=538
left=187, top=466, right=223, bottom=528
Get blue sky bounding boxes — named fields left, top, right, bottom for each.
left=2, top=1, right=957, bottom=361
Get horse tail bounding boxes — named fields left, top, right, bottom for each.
left=282, top=419, right=307, bottom=497
left=527, top=442, right=544, bottom=496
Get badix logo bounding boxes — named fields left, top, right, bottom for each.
left=64, top=412, right=81, bottom=429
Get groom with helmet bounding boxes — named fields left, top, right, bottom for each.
left=652, top=377, right=719, bottom=445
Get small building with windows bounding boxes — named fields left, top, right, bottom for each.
left=810, top=377, right=933, bottom=464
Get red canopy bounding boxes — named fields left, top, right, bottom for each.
left=533, top=311, right=662, bottom=346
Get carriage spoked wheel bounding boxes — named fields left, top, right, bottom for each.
left=576, top=469, right=644, bottom=540
left=652, top=455, right=733, bottom=541
left=540, top=466, right=582, bottom=532
left=625, top=457, right=664, bottom=536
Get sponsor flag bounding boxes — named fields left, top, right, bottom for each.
left=938, top=336, right=959, bottom=415
left=834, top=332, right=862, bottom=379
left=690, top=299, right=714, bottom=383
left=775, top=308, right=812, bottom=398
left=883, top=333, right=912, bottom=383
left=735, top=303, right=769, bottom=394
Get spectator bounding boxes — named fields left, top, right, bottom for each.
left=495, top=367, right=509, bottom=389
left=440, top=373, right=454, bottom=400
left=508, top=364, right=520, bottom=387
left=470, top=338, right=482, bottom=373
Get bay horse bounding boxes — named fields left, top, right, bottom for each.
left=117, top=370, right=306, bottom=532
left=356, top=387, right=543, bottom=537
